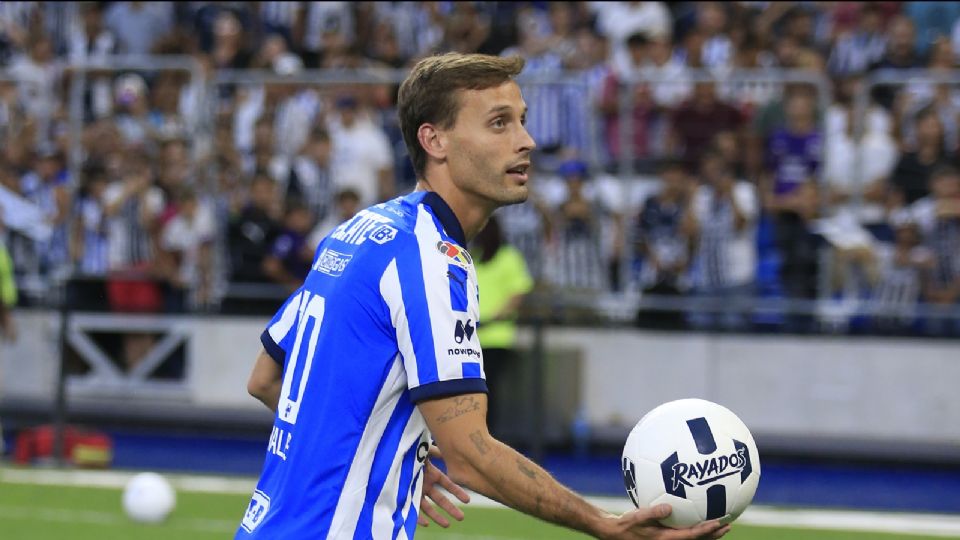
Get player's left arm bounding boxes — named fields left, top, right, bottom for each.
left=247, top=348, right=282, bottom=412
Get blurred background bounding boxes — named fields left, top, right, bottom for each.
left=0, top=0, right=959, bottom=528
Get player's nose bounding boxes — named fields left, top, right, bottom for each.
left=518, top=124, right=536, bottom=154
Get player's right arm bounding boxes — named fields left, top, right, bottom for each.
left=247, top=348, right=282, bottom=412
left=418, top=394, right=730, bottom=540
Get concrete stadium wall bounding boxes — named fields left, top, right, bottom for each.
left=2, top=310, right=958, bottom=457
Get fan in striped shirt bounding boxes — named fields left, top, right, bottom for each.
left=71, top=164, right=110, bottom=277
left=689, top=149, right=758, bottom=331
left=914, top=166, right=960, bottom=335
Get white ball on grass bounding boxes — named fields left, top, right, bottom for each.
left=122, top=472, right=176, bottom=523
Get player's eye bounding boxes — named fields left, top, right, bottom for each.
left=491, top=117, right=505, bottom=129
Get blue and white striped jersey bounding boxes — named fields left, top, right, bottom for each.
left=237, top=191, right=486, bottom=539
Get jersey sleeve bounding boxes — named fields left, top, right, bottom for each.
left=380, top=235, right=488, bottom=403
left=260, top=287, right=306, bottom=365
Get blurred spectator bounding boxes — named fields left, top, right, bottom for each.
left=689, top=149, right=758, bottom=330
left=634, top=159, right=696, bottom=327
left=327, top=95, right=394, bottom=207
left=227, top=173, right=279, bottom=284
left=71, top=163, right=110, bottom=276
left=898, top=37, right=960, bottom=153
left=259, top=1, right=303, bottom=51
left=263, top=201, right=314, bottom=293
left=309, top=188, right=360, bottom=248
left=102, top=152, right=164, bottom=273
left=823, top=90, right=898, bottom=237
left=870, top=15, right=923, bottom=111
left=103, top=1, right=172, bottom=56
left=496, top=194, right=554, bottom=283
left=0, top=2, right=38, bottom=64
left=159, top=186, right=216, bottom=309
left=472, top=214, right=533, bottom=440
left=903, top=2, right=960, bottom=58
left=208, top=9, right=252, bottom=70
left=20, top=147, right=70, bottom=276
left=600, top=37, right=661, bottom=168
left=642, top=36, right=693, bottom=109
left=67, top=3, right=117, bottom=123
left=280, top=127, right=334, bottom=221
left=443, top=1, right=491, bottom=54
left=669, top=81, right=745, bottom=168
left=595, top=1, right=671, bottom=76
left=889, top=105, right=951, bottom=206
left=112, top=73, right=154, bottom=146
left=762, top=89, right=821, bottom=307
left=828, top=3, right=887, bottom=76
left=544, top=159, right=622, bottom=291
left=501, top=11, right=566, bottom=154
left=10, top=34, right=60, bottom=143
left=566, top=29, right=614, bottom=166
left=858, top=217, right=932, bottom=331
left=694, top=2, right=734, bottom=70
left=0, top=79, right=32, bottom=143
left=301, top=1, right=354, bottom=68
left=912, top=166, right=960, bottom=334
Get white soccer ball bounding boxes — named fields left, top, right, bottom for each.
left=621, top=399, right=760, bottom=528
left=122, top=472, right=177, bottom=523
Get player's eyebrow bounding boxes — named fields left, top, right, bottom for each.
left=487, top=105, right=529, bottom=117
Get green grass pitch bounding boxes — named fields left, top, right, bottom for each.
left=0, top=481, right=949, bottom=540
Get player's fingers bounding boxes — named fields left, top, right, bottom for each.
left=437, top=470, right=471, bottom=503
left=622, top=503, right=672, bottom=526
left=417, top=514, right=429, bottom=527
left=420, top=500, right=451, bottom=528
left=706, top=524, right=731, bottom=539
left=428, top=444, right=443, bottom=459
left=427, top=488, right=466, bottom=521
left=664, top=519, right=724, bottom=540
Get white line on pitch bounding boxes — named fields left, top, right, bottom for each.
left=5, top=468, right=960, bottom=537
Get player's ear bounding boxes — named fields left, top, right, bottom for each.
left=417, top=123, right=447, bottom=162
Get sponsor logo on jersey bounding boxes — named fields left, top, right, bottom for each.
left=454, top=319, right=475, bottom=343
left=447, top=347, right=481, bottom=359
left=370, top=224, right=398, bottom=244
left=313, top=248, right=352, bottom=276
left=331, top=210, right=397, bottom=245
left=241, top=490, right=271, bottom=532
left=436, top=240, right=472, bottom=268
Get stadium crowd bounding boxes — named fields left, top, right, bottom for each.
left=0, top=1, right=959, bottom=336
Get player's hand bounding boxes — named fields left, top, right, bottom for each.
left=604, top=504, right=730, bottom=539
left=417, top=446, right=470, bottom=528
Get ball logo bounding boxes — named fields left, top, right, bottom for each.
left=622, top=456, right=640, bottom=508
left=654, top=416, right=753, bottom=521
left=669, top=448, right=748, bottom=491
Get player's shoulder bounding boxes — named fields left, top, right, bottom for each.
left=324, top=191, right=466, bottom=255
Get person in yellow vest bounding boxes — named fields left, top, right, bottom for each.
left=0, top=217, right=17, bottom=342
left=472, top=215, right=533, bottom=440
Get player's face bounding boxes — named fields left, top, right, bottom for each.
left=444, top=81, right=536, bottom=208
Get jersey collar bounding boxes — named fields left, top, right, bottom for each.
left=421, top=191, right=467, bottom=246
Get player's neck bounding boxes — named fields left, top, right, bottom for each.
left=414, top=179, right=493, bottom=242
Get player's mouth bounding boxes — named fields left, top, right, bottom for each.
left=506, top=162, right=530, bottom=183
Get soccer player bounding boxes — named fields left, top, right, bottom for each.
left=238, top=53, right=730, bottom=540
